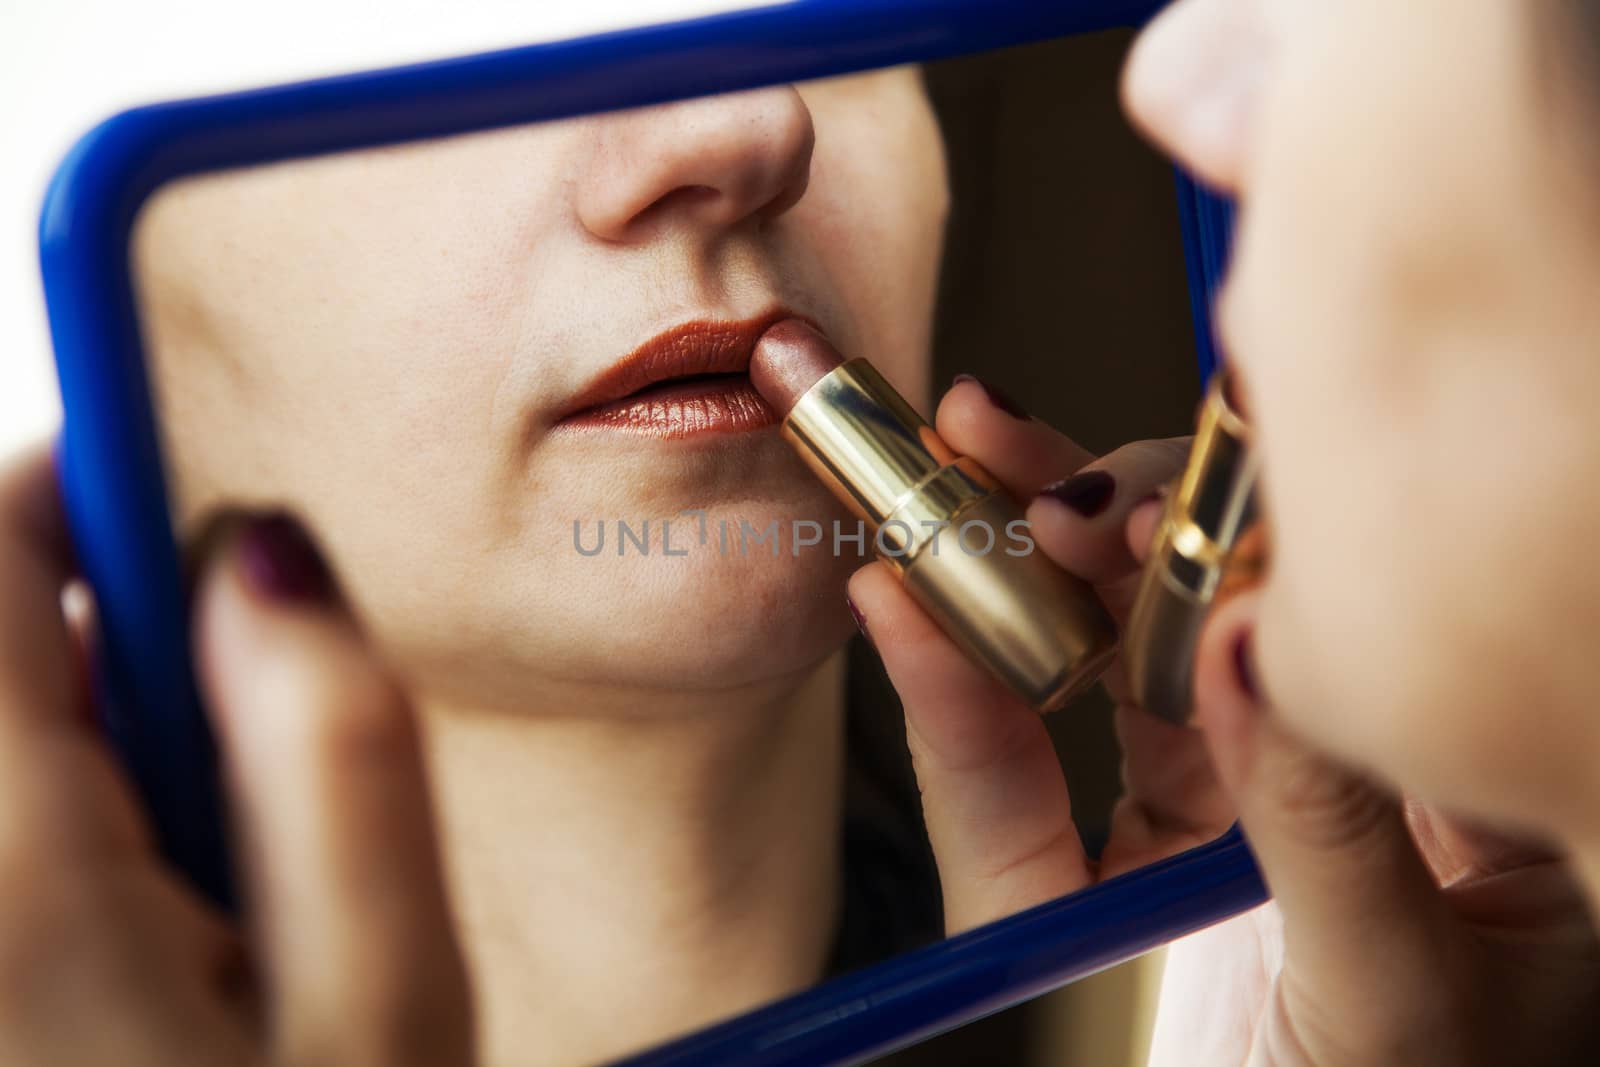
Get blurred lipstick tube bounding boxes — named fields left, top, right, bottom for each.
left=1126, top=368, right=1261, bottom=724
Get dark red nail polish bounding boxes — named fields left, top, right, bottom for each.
left=1233, top=632, right=1259, bottom=702
left=1042, top=470, right=1117, bottom=519
left=953, top=373, right=1030, bottom=420
left=847, top=596, right=874, bottom=649
left=236, top=513, right=336, bottom=604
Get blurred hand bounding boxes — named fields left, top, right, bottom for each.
left=847, top=377, right=1231, bottom=933
left=848, top=379, right=1600, bottom=1064
left=1146, top=585, right=1600, bottom=1066
left=0, top=442, right=474, bottom=1066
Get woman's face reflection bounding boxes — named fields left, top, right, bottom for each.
left=137, top=69, right=948, bottom=712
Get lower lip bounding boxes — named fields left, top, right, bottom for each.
left=555, top=377, right=779, bottom=439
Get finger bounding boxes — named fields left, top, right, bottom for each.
left=1404, top=802, right=1561, bottom=888
left=0, top=442, right=81, bottom=729
left=849, top=563, right=1092, bottom=933
left=1126, top=491, right=1167, bottom=565
left=0, top=447, right=214, bottom=1059
left=934, top=376, right=1096, bottom=497
left=1024, top=437, right=1191, bottom=585
left=194, top=513, right=473, bottom=1066
left=1193, top=590, right=1461, bottom=1038
left=936, top=375, right=1190, bottom=582
left=0, top=443, right=146, bottom=861
left=1099, top=702, right=1234, bottom=878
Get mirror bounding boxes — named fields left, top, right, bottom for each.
left=130, top=28, right=1216, bottom=1066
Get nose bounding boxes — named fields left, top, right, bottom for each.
left=575, top=86, right=816, bottom=243
left=1122, top=0, right=1270, bottom=193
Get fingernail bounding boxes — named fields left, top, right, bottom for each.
left=236, top=513, right=336, bottom=605
left=1233, top=631, right=1259, bottom=703
left=953, top=373, right=1029, bottom=420
left=1041, top=470, right=1117, bottom=518
left=847, top=595, right=874, bottom=650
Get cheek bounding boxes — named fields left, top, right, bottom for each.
left=798, top=92, right=946, bottom=405
left=159, top=131, right=577, bottom=512
left=1231, top=55, right=1591, bottom=804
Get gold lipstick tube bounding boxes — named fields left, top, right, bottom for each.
left=1125, top=368, right=1258, bottom=724
left=784, top=359, right=1118, bottom=712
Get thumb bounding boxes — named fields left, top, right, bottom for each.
left=1193, top=590, right=1465, bottom=1046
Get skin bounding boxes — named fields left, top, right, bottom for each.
left=0, top=50, right=1224, bottom=1056
left=0, top=423, right=1206, bottom=1064
left=851, top=413, right=1228, bottom=932
left=134, top=70, right=943, bottom=710
left=857, top=0, right=1600, bottom=1063
left=127, top=69, right=947, bottom=1065
left=1129, top=0, right=1600, bottom=1063
left=15, top=0, right=1600, bottom=1060
left=1139, top=0, right=1600, bottom=837
left=0, top=390, right=1217, bottom=1066
left=0, top=446, right=470, bottom=1066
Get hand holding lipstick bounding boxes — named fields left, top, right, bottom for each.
left=1151, top=614, right=1598, bottom=1066
left=754, top=321, right=1119, bottom=712
left=841, top=374, right=1228, bottom=934
left=845, top=378, right=1600, bottom=1065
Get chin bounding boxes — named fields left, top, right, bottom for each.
left=576, top=476, right=866, bottom=689
left=388, top=471, right=866, bottom=705
left=1263, top=595, right=1561, bottom=833
left=624, top=535, right=862, bottom=691
left=385, top=548, right=858, bottom=713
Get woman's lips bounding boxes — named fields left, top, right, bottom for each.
left=555, top=313, right=808, bottom=440
left=558, top=374, right=776, bottom=437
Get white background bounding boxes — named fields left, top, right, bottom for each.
left=0, top=0, right=775, bottom=456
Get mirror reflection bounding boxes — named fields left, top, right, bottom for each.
left=132, top=30, right=1218, bottom=1065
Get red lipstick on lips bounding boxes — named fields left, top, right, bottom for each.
left=556, top=312, right=808, bottom=439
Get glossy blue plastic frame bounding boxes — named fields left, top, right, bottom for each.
left=38, top=1, right=1261, bottom=1063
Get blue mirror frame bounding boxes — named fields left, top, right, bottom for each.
left=37, top=1, right=1261, bottom=1063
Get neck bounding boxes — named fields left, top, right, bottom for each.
left=419, top=653, right=847, bottom=1067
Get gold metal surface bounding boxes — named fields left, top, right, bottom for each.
left=783, top=359, right=1117, bottom=712
left=1125, top=368, right=1259, bottom=724
left=785, top=360, right=990, bottom=565
left=904, top=493, right=1119, bottom=711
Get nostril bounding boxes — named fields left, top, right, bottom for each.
left=631, top=185, right=721, bottom=231
left=574, top=86, right=816, bottom=244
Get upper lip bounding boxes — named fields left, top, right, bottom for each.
left=558, top=309, right=805, bottom=420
